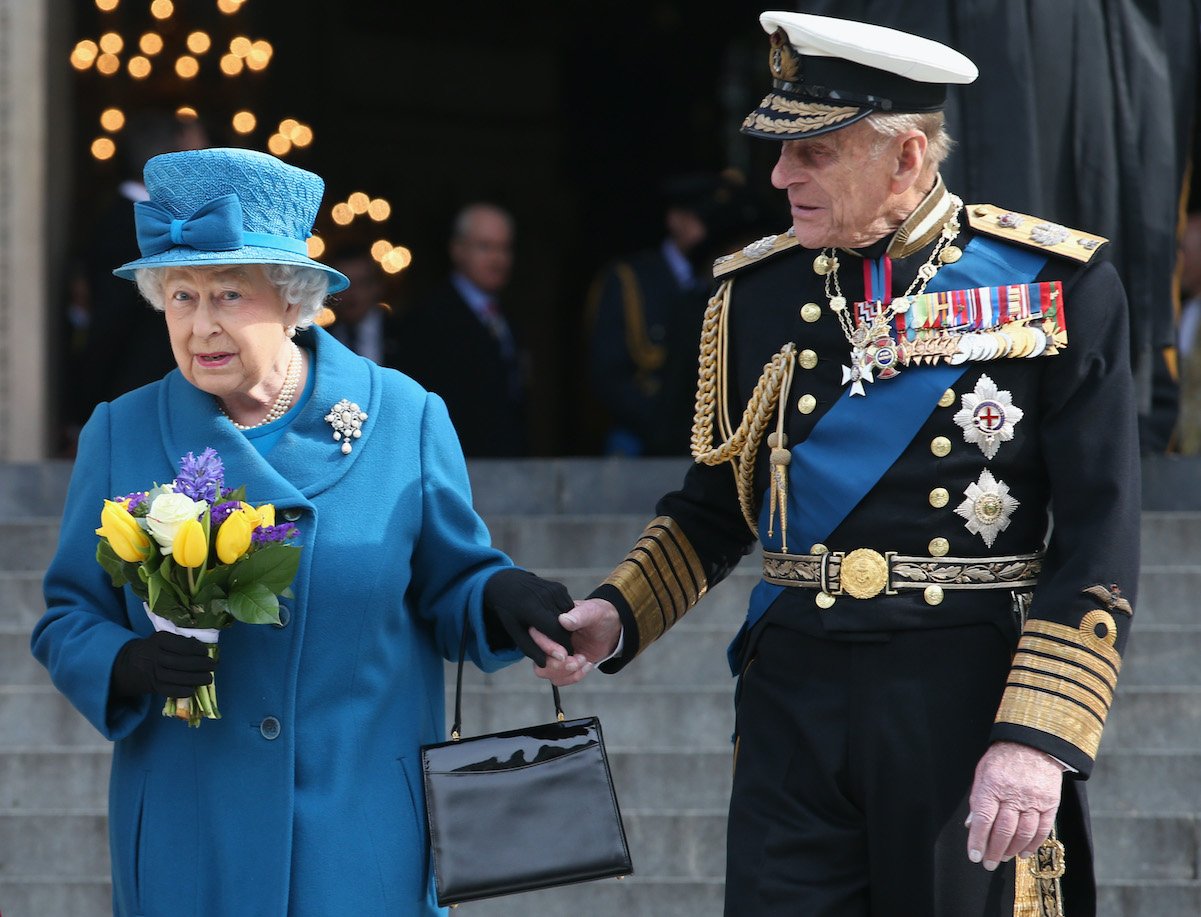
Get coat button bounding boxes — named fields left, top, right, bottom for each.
left=924, top=586, right=945, bottom=605
left=800, top=303, right=822, bottom=323
left=938, top=389, right=956, bottom=408
left=799, top=349, right=819, bottom=370
left=274, top=605, right=291, bottom=628
left=797, top=394, right=817, bottom=414
left=815, top=592, right=835, bottom=609
left=928, top=537, right=950, bottom=557
left=930, top=436, right=951, bottom=457
left=260, top=716, right=281, bottom=740
left=281, top=508, right=302, bottom=522
left=929, top=487, right=950, bottom=508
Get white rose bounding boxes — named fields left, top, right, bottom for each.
left=146, top=492, right=206, bottom=555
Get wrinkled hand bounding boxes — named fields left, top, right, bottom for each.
left=110, top=631, right=216, bottom=699
left=531, top=598, right=622, bottom=687
left=483, top=568, right=576, bottom=666
left=966, top=741, right=1063, bottom=870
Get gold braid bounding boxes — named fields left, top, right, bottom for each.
left=691, top=278, right=797, bottom=534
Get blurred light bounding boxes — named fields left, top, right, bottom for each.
left=381, top=247, right=412, bottom=273
left=175, top=55, right=199, bottom=79
left=70, top=40, right=99, bottom=70
left=251, top=40, right=273, bottom=60
left=267, top=133, right=292, bottom=156
left=219, top=53, right=243, bottom=76
left=96, top=53, right=121, bottom=75
left=313, top=306, right=336, bottom=328
left=331, top=203, right=354, bottom=226
left=150, top=0, right=174, bottom=19
left=217, top=0, right=244, bottom=12
left=245, top=51, right=269, bottom=72
left=231, top=110, right=256, bottom=134
left=95, top=0, right=120, bottom=11
left=370, top=240, right=393, bottom=260
left=99, top=32, right=124, bottom=54
left=91, top=137, right=117, bottom=160
left=187, top=31, right=212, bottom=54
left=230, top=36, right=252, bottom=58
left=176, top=106, right=199, bottom=121
left=367, top=198, right=391, bottom=221
left=139, top=32, right=163, bottom=55
left=278, top=118, right=300, bottom=138
left=246, top=40, right=272, bottom=71
left=128, top=56, right=152, bottom=79
left=347, top=192, right=370, bottom=215
left=306, top=237, right=326, bottom=258
left=292, top=125, right=314, bottom=148
left=99, top=108, right=125, bottom=131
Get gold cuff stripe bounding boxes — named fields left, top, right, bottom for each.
left=647, top=516, right=707, bottom=599
left=1011, top=656, right=1115, bottom=709
left=1020, top=621, right=1122, bottom=674
left=630, top=541, right=687, bottom=624
left=1007, top=668, right=1111, bottom=722
left=1017, top=638, right=1118, bottom=693
left=995, top=683, right=1105, bottom=760
left=602, top=559, right=669, bottom=644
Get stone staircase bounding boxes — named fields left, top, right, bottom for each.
left=1, top=459, right=1200, bottom=916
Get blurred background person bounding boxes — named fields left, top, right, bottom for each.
left=393, top=202, right=528, bottom=457
left=587, top=169, right=765, bottom=456
left=324, top=242, right=401, bottom=366
left=1177, top=211, right=1201, bottom=454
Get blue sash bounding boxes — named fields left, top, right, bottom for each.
left=728, top=237, right=1048, bottom=673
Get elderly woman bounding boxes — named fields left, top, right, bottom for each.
left=31, top=148, right=581, bottom=916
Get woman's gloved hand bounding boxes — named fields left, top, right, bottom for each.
left=483, top=568, right=575, bottom=665
left=110, top=631, right=217, bottom=699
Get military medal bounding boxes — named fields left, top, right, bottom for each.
left=953, top=374, right=1024, bottom=459
left=955, top=468, right=1019, bottom=547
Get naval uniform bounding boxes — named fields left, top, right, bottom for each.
left=591, top=179, right=1139, bottom=916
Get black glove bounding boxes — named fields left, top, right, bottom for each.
left=483, top=568, right=575, bottom=665
left=110, top=631, right=217, bottom=699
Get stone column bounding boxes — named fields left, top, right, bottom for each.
left=0, top=0, right=49, bottom=459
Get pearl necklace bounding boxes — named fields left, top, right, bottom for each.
left=813, top=196, right=963, bottom=396
left=218, top=342, right=302, bottom=430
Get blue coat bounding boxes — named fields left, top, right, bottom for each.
left=32, top=327, right=522, bottom=916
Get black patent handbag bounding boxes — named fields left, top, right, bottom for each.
left=419, top=618, right=634, bottom=907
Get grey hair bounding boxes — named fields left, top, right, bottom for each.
left=865, top=111, right=954, bottom=175
left=134, top=263, right=330, bottom=328
left=451, top=202, right=514, bottom=241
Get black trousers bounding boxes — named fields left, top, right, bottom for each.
left=725, top=621, right=1017, bottom=917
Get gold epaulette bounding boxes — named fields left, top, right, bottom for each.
left=966, top=204, right=1108, bottom=264
left=712, top=228, right=800, bottom=279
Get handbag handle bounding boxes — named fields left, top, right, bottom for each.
left=451, top=609, right=564, bottom=741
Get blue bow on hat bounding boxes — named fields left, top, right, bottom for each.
left=135, top=193, right=247, bottom=257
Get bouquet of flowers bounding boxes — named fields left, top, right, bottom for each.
left=94, top=448, right=301, bottom=727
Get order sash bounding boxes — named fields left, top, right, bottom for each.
left=728, top=237, right=1049, bottom=673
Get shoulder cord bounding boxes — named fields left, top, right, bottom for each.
left=690, top=279, right=797, bottom=535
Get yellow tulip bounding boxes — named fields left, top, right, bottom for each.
left=96, top=499, right=151, bottom=563
left=254, top=503, right=275, bottom=528
left=173, top=518, right=208, bottom=569
left=216, top=509, right=254, bottom=564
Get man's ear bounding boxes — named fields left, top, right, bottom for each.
left=891, top=130, right=929, bottom=195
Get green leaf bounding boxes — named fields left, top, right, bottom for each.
left=96, top=540, right=129, bottom=587
left=191, top=581, right=227, bottom=607
left=223, top=485, right=247, bottom=504
left=231, top=545, right=301, bottom=595
left=229, top=583, right=281, bottom=625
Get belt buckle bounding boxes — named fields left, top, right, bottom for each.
left=830, top=548, right=892, bottom=599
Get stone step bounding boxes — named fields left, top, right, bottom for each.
left=0, top=878, right=112, bottom=917
left=1093, top=814, right=1200, bottom=882
left=0, top=748, right=111, bottom=811
left=1136, top=566, right=1201, bottom=626
left=1096, top=881, right=1201, bottom=917
left=0, top=810, right=109, bottom=878
left=0, top=627, right=49, bottom=687
left=0, top=519, right=61, bottom=572
left=1091, top=751, right=1201, bottom=814
left=1101, top=688, right=1201, bottom=752
left=1142, top=513, right=1201, bottom=566
left=0, top=687, right=98, bottom=748
left=0, top=571, right=44, bottom=628
left=1113, top=625, right=1201, bottom=686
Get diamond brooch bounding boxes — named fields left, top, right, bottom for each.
left=324, top=399, right=368, bottom=454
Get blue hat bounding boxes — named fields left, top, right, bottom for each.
left=113, top=147, right=349, bottom=293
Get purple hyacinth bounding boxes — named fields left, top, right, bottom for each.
left=210, top=501, right=240, bottom=526
left=120, top=492, right=148, bottom=512
left=175, top=448, right=224, bottom=504
left=251, top=523, right=299, bottom=546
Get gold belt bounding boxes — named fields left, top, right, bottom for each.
left=762, top=548, right=1045, bottom=599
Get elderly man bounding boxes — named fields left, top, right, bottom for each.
left=535, top=11, right=1138, bottom=917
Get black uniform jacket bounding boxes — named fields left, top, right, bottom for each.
left=593, top=182, right=1141, bottom=777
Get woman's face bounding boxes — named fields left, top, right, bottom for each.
left=160, top=265, right=299, bottom=400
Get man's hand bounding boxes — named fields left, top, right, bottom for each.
left=966, top=741, right=1064, bottom=870
left=531, top=598, right=622, bottom=687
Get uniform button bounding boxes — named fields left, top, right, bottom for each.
left=801, top=302, right=822, bottom=323
left=797, top=394, right=817, bottom=414
left=260, top=716, right=281, bottom=740
left=938, top=388, right=956, bottom=408
left=924, top=586, right=945, bottom=606
left=810, top=543, right=828, bottom=555
left=973, top=205, right=990, bottom=217
left=930, top=436, right=951, bottom=457
left=799, top=349, right=819, bottom=370
left=274, top=605, right=291, bottom=628
left=815, top=592, right=835, bottom=609
left=281, top=508, right=302, bottom=522
left=929, top=487, right=950, bottom=508
left=928, top=537, right=950, bottom=557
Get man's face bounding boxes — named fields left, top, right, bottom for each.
left=330, top=254, right=383, bottom=325
left=770, top=120, right=895, bottom=250
left=451, top=208, right=513, bottom=295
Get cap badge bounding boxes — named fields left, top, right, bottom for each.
left=768, top=29, right=801, bottom=82
left=953, top=374, right=1024, bottom=459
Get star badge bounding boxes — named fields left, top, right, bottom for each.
left=955, top=468, right=1020, bottom=548
left=953, top=374, right=1024, bottom=459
